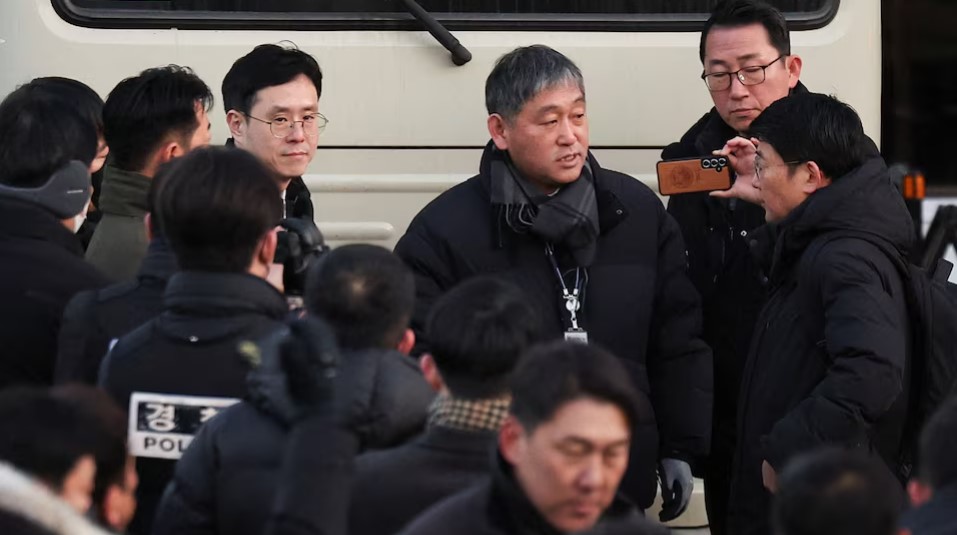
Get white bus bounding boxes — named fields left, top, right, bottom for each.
left=0, top=0, right=881, bottom=528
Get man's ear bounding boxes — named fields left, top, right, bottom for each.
left=144, top=213, right=154, bottom=242
left=419, top=353, right=445, bottom=393
left=100, top=484, right=125, bottom=529
left=488, top=114, right=509, bottom=151
left=803, top=160, right=832, bottom=193
left=908, top=479, right=934, bottom=508
left=499, top=416, right=525, bottom=466
left=258, top=228, right=278, bottom=267
left=227, top=109, right=246, bottom=142
left=786, top=54, right=803, bottom=90
left=397, top=328, right=415, bottom=356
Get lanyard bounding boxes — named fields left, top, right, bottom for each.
left=545, top=243, right=584, bottom=330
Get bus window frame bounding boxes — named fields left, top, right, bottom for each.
left=52, top=0, right=840, bottom=32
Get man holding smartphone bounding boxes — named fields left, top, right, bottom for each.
left=662, top=2, right=804, bottom=533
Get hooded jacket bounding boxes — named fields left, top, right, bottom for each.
left=151, top=345, right=434, bottom=535
left=0, top=462, right=111, bottom=535
left=727, top=157, right=913, bottom=535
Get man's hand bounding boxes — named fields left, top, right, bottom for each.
left=710, top=136, right=763, bottom=205
left=762, top=460, right=778, bottom=494
left=658, top=458, right=693, bottom=522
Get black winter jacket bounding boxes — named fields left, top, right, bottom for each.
left=55, top=238, right=176, bottom=385
left=727, top=157, right=913, bottom=535
left=98, top=271, right=289, bottom=535
left=397, top=451, right=668, bottom=535
left=0, top=198, right=108, bottom=389
left=394, top=146, right=712, bottom=508
left=663, top=106, right=768, bottom=451
left=152, top=345, right=434, bottom=535
left=351, top=426, right=497, bottom=535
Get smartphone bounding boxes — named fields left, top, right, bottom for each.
left=656, top=156, right=732, bottom=196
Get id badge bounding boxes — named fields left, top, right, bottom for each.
left=564, top=329, right=588, bottom=344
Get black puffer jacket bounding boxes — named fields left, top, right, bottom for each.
left=0, top=198, right=108, bottom=389
left=727, top=157, right=913, bottom=535
left=55, top=238, right=177, bottom=385
left=152, top=345, right=434, bottom=535
left=394, top=145, right=712, bottom=509
left=98, top=271, right=289, bottom=535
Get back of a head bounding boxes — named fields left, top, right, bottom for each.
left=509, top=341, right=646, bottom=434
left=29, top=77, right=104, bottom=138
left=700, top=0, right=790, bottom=62
left=222, top=43, right=323, bottom=114
left=103, top=65, right=213, bottom=172
left=485, top=44, right=584, bottom=122
left=0, top=387, right=98, bottom=489
left=51, top=385, right=127, bottom=512
left=427, top=276, right=543, bottom=399
left=0, top=82, right=97, bottom=189
left=917, top=397, right=957, bottom=491
left=304, top=244, right=414, bottom=351
left=773, top=449, right=901, bottom=535
left=748, top=93, right=871, bottom=180
left=155, top=146, right=282, bottom=272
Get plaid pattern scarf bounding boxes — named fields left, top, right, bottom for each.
left=488, top=145, right=600, bottom=267
left=427, top=393, right=511, bottom=433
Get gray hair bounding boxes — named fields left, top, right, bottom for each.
left=485, top=45, right=585, bottom=122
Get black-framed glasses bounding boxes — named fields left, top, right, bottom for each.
left=243, top=111, right=329, bottom=138
left=701, top=55, right=786, bottom=92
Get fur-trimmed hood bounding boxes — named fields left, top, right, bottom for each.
left=0, top=462, right=109, bottom=535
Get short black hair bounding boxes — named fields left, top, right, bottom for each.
left=103, top=65, right=213, bottom=172
left=222, top=43, right=323, bottom=115
left=51, top=385, right=127, bottom=514
left=917, top=397, right=957, bottom=490
left=485, top=45, right=584, bottom=122
left=29, top=77, right=104, bottom=137
left=0, top=387, right=100, bottom=490
left=304, top=244, right=414, bottom=351
left=427, top=277, right=543, bottom=399
left=749, top=93, right=871, bottom=181
left=509, top=341, right=647, bottom=433
left=773, top=448, right=902, bottom=535
left=700, top=0, right=791, bottom=63
left=155, top=146, right=282, bottom=272
left=0, top=82, right=97, bottom=188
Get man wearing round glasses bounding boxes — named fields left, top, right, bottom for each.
left=223, top=44, right=327, bottom=220
left=661, top=2, right=804, bottom=535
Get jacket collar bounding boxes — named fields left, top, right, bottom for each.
left=137, top=236, right=178, bottom=282
left=0, top=197, right=84, bottom=257
left=163, top=271, right=288, bottom=319
left=0, top=462, right=109, bottom=535
left=97, top=166, right=151, bottom=217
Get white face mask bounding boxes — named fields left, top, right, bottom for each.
left=72, top=203, right=90, bottom=234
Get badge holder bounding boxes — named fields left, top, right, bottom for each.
left=547, top=244, right=589, bottom=344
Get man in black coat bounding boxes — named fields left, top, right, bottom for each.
left=399, top=342, right=667, bottom=535
left=98, top=147, right=289, bottom=535
left=0, top=80, right=109, bottom=390
left=55, top=175, right=177, bottom=386
left=902, top=398, right=957, bottom=535
left=724, top=93, right=912, bottom=535
left=661, top=3, right=805, bottom=531
left=394, top=44, right=712, bottom=517
left=152, top=244, right=434, bottom=535
left=351, top=276, right=543, bottom=535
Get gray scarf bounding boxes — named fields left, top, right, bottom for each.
left=489, top=147, right=600, bottom=267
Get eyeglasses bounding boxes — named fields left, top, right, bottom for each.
left=754, top=158, right=803, bottom=181
left=243, top=112, right=329, bottom=139
left=701, top=55, right=786, bottom=92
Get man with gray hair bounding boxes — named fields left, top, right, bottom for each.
left=395, top=45, right=712, bottom=520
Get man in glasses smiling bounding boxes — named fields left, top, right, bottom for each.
left=661, top=2, right=804, bottom=534
left=223, top=43, right=327, bottom=220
